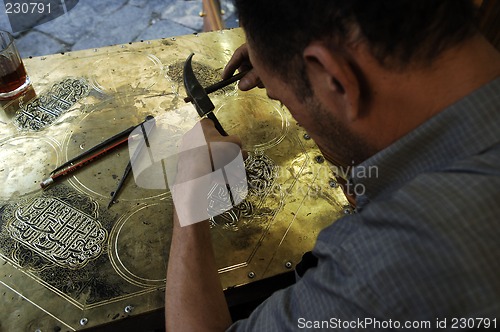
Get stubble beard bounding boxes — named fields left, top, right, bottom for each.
left=306, top=97, right=376, bottom=168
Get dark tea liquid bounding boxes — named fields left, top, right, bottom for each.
left=0, top=58, right=28, bottom=94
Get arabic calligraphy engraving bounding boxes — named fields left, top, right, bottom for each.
left=6, top=197, right=107, bottom=269
left=15, top=77, right=89, bottom=131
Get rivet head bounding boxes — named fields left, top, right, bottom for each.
left=303, top=134, right=311, bottom=140
left=124, top=305, right=134, bottom=313
left=343, top=206, right=353, bottom=215
left=248, top=271, right=255, bottom=278
left=329, top=179, right=338, bottom=188
left=79, top=318, right=88, bottom=326
left=285, top=262, right=293, bottom=269
left=315, top=155, right=325, bottom=163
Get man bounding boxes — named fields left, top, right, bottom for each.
left=166, top=0, right=500, bottom=330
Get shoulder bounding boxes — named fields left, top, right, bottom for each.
left=313, top=146, right=500, bottom=318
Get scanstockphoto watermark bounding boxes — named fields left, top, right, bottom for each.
left=238, top=160, right=379, bottom=199
left=124, top=111, right=379, bottom=227
left=297, top=317, right=498, bottom=330
left=278, top=162, right=379, bottom=198
left=331, top=163, right=379, bottom=197
left=126, top=113, right=248, bottom=228
left=298, top=317, right=432, bottom=329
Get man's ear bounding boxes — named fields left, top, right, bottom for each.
left=303, top=42, right=361, bottom=121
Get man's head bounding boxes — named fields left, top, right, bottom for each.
left=234, top=0, right=480, bottom=166
left=235, top=0, right=477, bottom=98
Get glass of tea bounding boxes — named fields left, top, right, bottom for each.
left=0, top=30, right=31, bottom=101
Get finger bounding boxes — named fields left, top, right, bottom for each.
left=222, top=44, right=250, bottom=79
left=238, top=70, right=264, bottom=91
left=223, top=44, right=264, bottom=91
left=199, top=118, right=243, bottom=148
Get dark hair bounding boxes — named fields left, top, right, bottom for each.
left=235, top=0, right=477, bottom=98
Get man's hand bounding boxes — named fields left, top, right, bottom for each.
left=172, top=119, right=247, bottom=227
left=222, top=43, right=264, bottom=91
left=175, top=118, right=244, bottom=185
left=166, top=119, right=241, bottom=331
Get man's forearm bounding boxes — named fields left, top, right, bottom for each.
left=165, top=211, right=232, bottom=331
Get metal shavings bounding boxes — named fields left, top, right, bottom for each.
left=14, top=78, right=90, bottom=131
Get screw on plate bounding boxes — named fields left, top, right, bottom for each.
left=248, top=271, right=255, bottom=279
left=329, top=179, right=338, bottom=188
left=285, top=262, right=293, bottom=269
left=124, top=305, right=134, bottom=313
left=343, top=206, right=353, bottom=215
left=79, top=318, right=88, bottom=326
left=315, top=155, right=325, bottom=163
left=303, top=134, right=311, bottom=140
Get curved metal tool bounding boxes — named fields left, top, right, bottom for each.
left=183, top=53, right=228, bottom=136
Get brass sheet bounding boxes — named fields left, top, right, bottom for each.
left=0, top=29, right=350, bottom=331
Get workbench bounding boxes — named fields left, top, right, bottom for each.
left=0, top=28, right=350, bottom=331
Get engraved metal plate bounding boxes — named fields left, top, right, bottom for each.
left=0, top=29, right=350, bottom=331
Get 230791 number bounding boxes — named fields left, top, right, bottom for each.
left=451, top=318, right=497, bottom=329
left=5, top=2, right=51, bottom=14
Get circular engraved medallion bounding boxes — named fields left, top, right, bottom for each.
left=108, top=203, right=171, bottom=287
left=214, top=96, right=288, bottom=151
left=90, top=52, right=163, bottom=94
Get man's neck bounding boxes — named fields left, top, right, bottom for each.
left=354, top=34, right=500, bottom=152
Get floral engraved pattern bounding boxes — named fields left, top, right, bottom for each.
left=209, top=152, right=280, bottom=231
